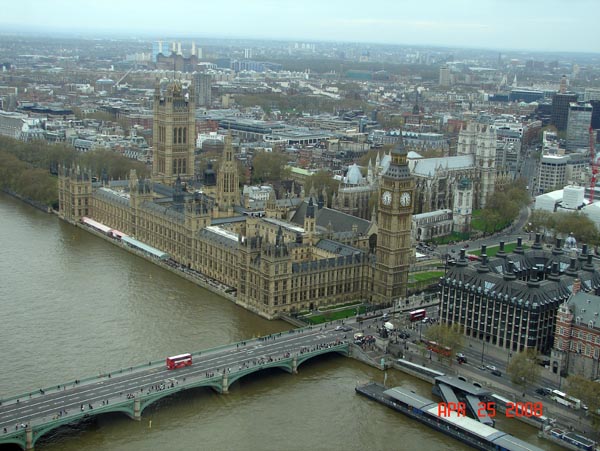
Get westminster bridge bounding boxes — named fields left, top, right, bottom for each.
left=0, top=324, right=353, bottom=450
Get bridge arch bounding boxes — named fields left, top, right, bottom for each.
left=0, top=434, right=26, bottom=451
left=139, top=379, right=223, bottom=416
left=295, top=345, right=349, bottom=370
left=29, top=405, right=135, bottom=449
left=226, top=360, right=294, bottom=388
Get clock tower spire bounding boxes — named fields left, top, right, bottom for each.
left=374, top=134, right=415, bottom=306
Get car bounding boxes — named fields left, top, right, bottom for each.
left=485, top=365, right=497, bottom=371
left=456, top=353, right=467, bottom=364
left=399, top=332, right=410, bottom=339
left=422, top=317, right=429, bottom=323
left=335, top=326, right=343, bottom=331
left=490, top=369, right=502, bottom=377
left=341, top=326, right=352, bottom=332
left=535, top=387, right=552, bottom=397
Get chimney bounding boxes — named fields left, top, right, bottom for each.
left=552, top=238, right=564, bottom=255
left=514, top=237, right=524, bottom=254
left=504, top=260, right=516, bottom=281
left=533, top=233, right=542, bottom=249
left=548, top=262, right=560, bottom=281
left=497, top=240, right=507, bottom=258
left=566, top=257, right=578, bottom=277
left=573, top=278, right=581, bottom=295
left=528, top=267, right=541, bottom=287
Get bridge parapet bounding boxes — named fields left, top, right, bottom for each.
left=1, top=330, right=351, bottom=450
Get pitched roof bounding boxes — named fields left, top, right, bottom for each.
left=411, top=155, right=474, bottom=176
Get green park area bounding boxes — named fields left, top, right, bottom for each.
left=304, top=305, right=367, bottom=324
left=407, top=270, right=444, bottom=292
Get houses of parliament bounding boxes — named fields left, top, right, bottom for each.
left=58, top=80, right=415, bottom=319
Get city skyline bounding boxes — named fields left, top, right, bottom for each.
left=1, top=0, right=599, bottom=54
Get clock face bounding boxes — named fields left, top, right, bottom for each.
left=400, top=192, right=411, bottom=207
left=382, top=191, right=392, bottom=206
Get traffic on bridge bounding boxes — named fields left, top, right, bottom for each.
left=0, top=323, right=355, bottom=450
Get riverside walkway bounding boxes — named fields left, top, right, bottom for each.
left=0, top=325, right=351, bottom=450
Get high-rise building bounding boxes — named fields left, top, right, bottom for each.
left=566, top=102, right=592, bottom=150
left=193, top=72, right=212, bottom=107
left=537, top=153, right=569, bottom=193
left=152, top=81, right=196, bottom=186
left=439, top=65, right=450, bottom=87
left=373, top=137, right=415, bottom=305
left=551, top=92, right=578, bottom=131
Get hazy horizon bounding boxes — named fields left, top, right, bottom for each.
left=1, top=0, right=599, bottom=54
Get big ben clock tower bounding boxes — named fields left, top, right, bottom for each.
left=374, top=137, right=415, bottom=306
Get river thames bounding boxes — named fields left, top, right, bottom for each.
left=0, top=193, right=559, bottom=451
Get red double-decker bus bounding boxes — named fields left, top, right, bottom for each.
left=166, top=353, right=192, bottom=370
left=409, top=309, right=426, bottom=322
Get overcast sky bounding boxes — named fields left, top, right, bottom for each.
left=1, top=0, right=598, bottom=53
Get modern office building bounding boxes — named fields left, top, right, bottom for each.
left=566, top=102, right=592, bottom=150
left=551, top=92, right=578, bottom=131
left=537, top=153, right=569, bottom=193
left=440, top=238, right=600, bottom=354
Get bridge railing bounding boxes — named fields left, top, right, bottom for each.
left=0, top=324, right=334, bottom=405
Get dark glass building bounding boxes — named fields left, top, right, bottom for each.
left=551, top=93, right=578, bottom=131
left=440, top=236, right=600, bottom=354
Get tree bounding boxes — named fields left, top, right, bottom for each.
left=554, top=212, right=600, bottom=246
left=507, top=350, right=541, bottom=392
left=477, top=182, right=529, bottom=234
left=251, top=151, right=290, bottom=184
left=425, top=323, right=464, bottom=363
left=529, top=209, right=555, bottom=236
left=566, top=375, right=600, bottom=429
left=78, top=149, right=149, bottom=180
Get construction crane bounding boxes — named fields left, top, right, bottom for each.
left=591, top=127, right=598, bottom=203
left=115, top=68, right=133, bottom=89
